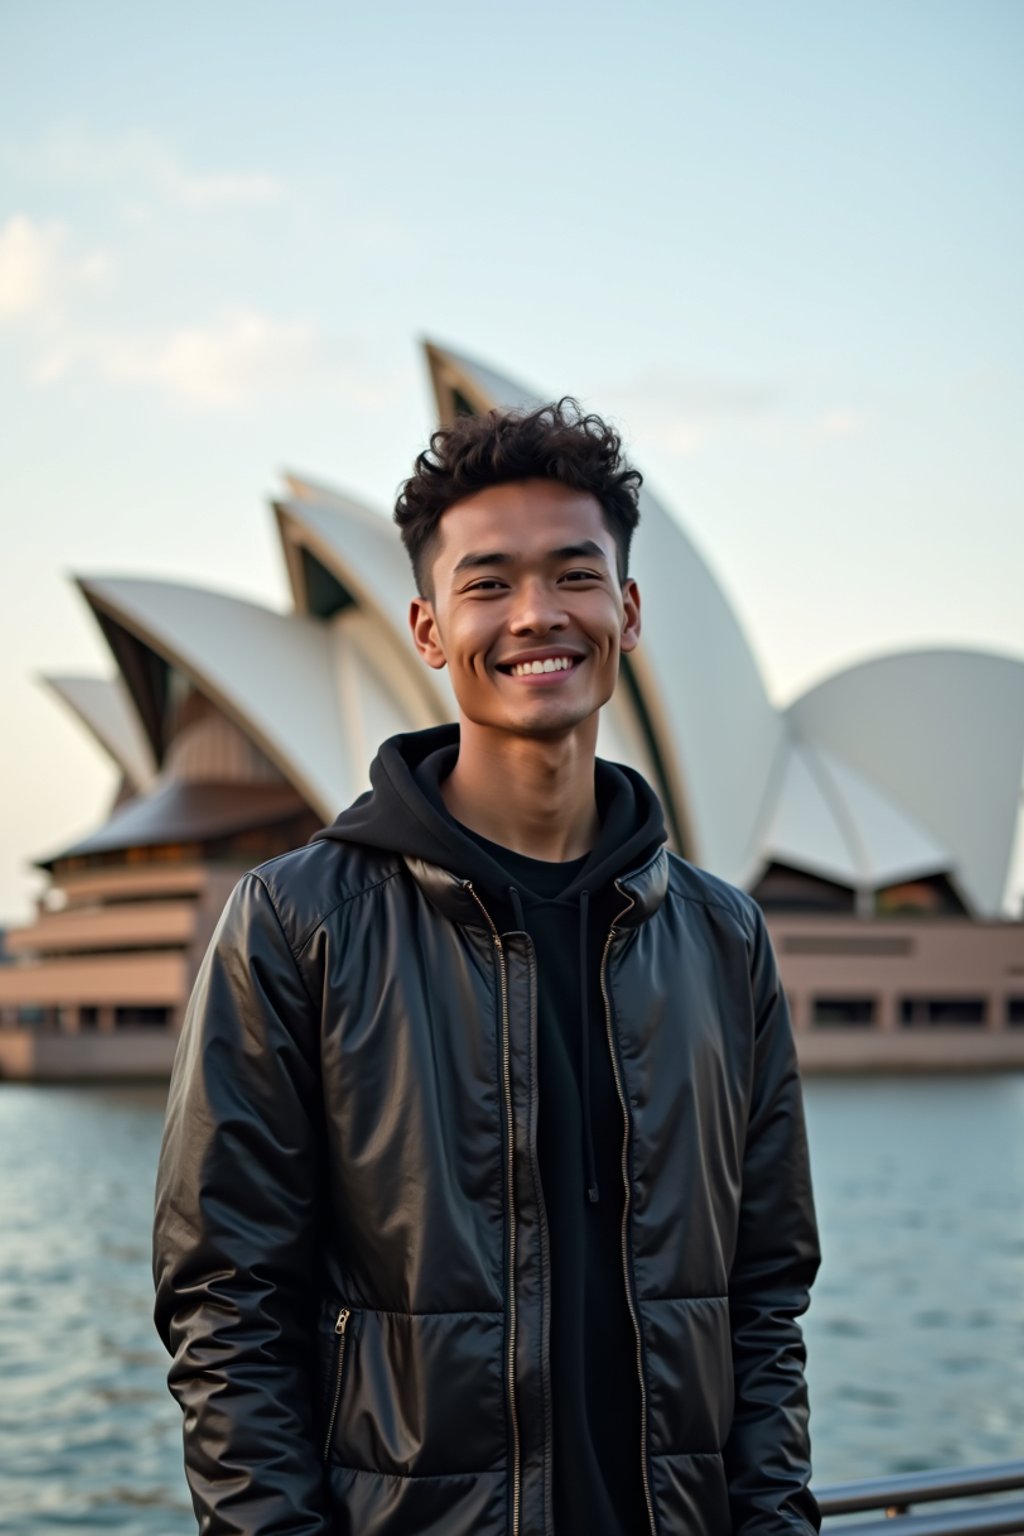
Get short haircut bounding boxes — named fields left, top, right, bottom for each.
left=394, top=397, right=643, bottom=597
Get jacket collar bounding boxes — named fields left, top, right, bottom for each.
left=403, top=857, right=493, bottom=929
left=403, top=847, right=669, bottom=931
left=611, top=847, right=669, bottom=928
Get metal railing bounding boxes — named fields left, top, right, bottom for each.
left=817, top=1460, right=1024, bottom=1534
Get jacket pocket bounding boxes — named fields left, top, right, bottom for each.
left=322, top=1305, right=352, bottom=1462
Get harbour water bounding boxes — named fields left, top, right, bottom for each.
left=0, top=1074, right=1022, bottom=1533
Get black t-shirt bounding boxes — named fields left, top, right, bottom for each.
left=464, top=827, right=646, bottom=1536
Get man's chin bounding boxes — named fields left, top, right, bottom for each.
left=460, top=704, right=603, bottom=741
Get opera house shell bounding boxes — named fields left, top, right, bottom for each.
left=2, top=339, right=1023, bottom=1079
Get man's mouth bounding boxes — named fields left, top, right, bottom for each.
left=495, top=654, right=582, bottom=678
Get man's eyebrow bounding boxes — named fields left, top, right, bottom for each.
left=451, top=550, right=513, bottom=577
left=551, top=541, right=608, bottom=562
left=451, top=541, right=608, bottom=578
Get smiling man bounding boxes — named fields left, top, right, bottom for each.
left=153, top=399, right=822, bottom=1536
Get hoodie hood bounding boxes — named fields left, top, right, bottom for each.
left=311, top=723, right=666, bottom=918
left=312, top=723, right=667, bottom=1208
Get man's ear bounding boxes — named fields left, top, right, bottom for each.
left=409, top=597, right=448, bottom=670
left=619, top=577, right=642, bottom=654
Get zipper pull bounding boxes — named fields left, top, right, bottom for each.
left=335, top=1307, right=350, bottom=1335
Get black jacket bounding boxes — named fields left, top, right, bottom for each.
left=153, top=728, right=822, bottom=1536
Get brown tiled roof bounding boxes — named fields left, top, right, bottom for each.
left=37, top=779, right=311, bottom=867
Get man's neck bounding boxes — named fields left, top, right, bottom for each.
left=440, top=718, right=600, bottom=862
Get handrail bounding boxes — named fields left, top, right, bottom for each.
left=820, top=1503, right=1024, bottom=1536
left=816, top=1459, right=1024, bottom=1532
left=818, top=1460, right=1024, bottom=1517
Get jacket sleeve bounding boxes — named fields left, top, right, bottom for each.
left=723, top=900, right=822, bottom=1535
left=153, top=871, right=329, bottom=1536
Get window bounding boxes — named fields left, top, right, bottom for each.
left=751, top=862, right=856, bottom=914
left=813, top=997, right=877, bottom=1028
left=900, top=997, right=987, bottom=1027
left=115, top=1006, right=171, bottom=1028
left=876, top=874, right=968, bottom=917
left=1007, top=998, right=1024, bottom=1027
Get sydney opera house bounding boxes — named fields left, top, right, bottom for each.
left=1, top=340, right=1023, bottom=1079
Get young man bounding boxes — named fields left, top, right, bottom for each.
left=153, top=400, right=821, bottom=1536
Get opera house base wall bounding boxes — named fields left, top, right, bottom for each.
left=770, top=911, right=1024, bottom=1073
left=0, top=1027, right=179, bottom=1082
left=3, top=1021, right=1023, bottom=1083
left=2, top=909, right=1022, bottom=1080
left=794, top=1029, right=1024, bottom=1073
left=0, top=859, right=244, bottom=1083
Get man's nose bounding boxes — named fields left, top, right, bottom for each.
left=508, top=580, right=569, bottom=633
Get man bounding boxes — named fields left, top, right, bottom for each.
left=153, top=398, right=821, bottom=1535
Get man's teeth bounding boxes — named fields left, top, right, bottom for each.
left=511, top=657, right=575, bottom=676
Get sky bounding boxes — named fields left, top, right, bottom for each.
left=1, top=0, right=1022, bottom=921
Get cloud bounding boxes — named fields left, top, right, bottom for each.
left=599, top=371, right=870, bottom=457
left=0, top=216, right=64, bottom=319
left=653, top=421, right=710, bottom=456
left=613, top=372, right=781, bottom=419
left=961, top=366, right=1010, bottom=398
left=32, top=308, right=401, bottom=409
left=600, top=370, right=783, bottom=458
left=167, top=169, right=283, bottom=209
left=1, top=201, right=382, bottom=412
left=817, top=408, right=864, bottom=438
left=1, top=127, right=284, bottom=211
left=0, top=214, right=111, bottom=323
left=95, top=311, right=322, bottom=405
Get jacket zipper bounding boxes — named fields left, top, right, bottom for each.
left=322, top=1306, right=351, bottom=1461
left=600, top=889, right=658, bottom=1536
left=465, top=883, right=522, bottom=1536
left=523, top=937, right=554, bottom=1531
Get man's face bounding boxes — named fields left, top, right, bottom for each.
left=409, top=479, right=641, bottom=739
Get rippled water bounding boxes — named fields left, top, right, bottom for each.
left=801, top=1076, right=1024, bottom=1480
left=0, top=1075, right=1021, bottom=1533
left=0, top=1086, right=188, bottom=1535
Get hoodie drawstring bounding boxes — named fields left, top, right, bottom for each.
left=507, top=883, right=600, bottom=1207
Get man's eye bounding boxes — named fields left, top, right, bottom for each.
left=561, top=569, right=600, bottom=583
left=466, top=579, right=506, bottom=592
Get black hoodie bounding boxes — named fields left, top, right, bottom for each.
left=313, top=723, right=667, bottom=1536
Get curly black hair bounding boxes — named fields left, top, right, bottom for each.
left=394, top=397, right=642, bottom=597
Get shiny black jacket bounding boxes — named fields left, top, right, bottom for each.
left=153, top=837, right=821, bottom=1535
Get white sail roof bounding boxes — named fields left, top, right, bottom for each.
left=787, top=648, right=1024, bottom=914
left=41, top=674, right=157, bottom=792
left=77, top=576, right=353, bottom=819
left=274, top=478, right=456, bottom=722
left=758, top=736, right=955, bottom=894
